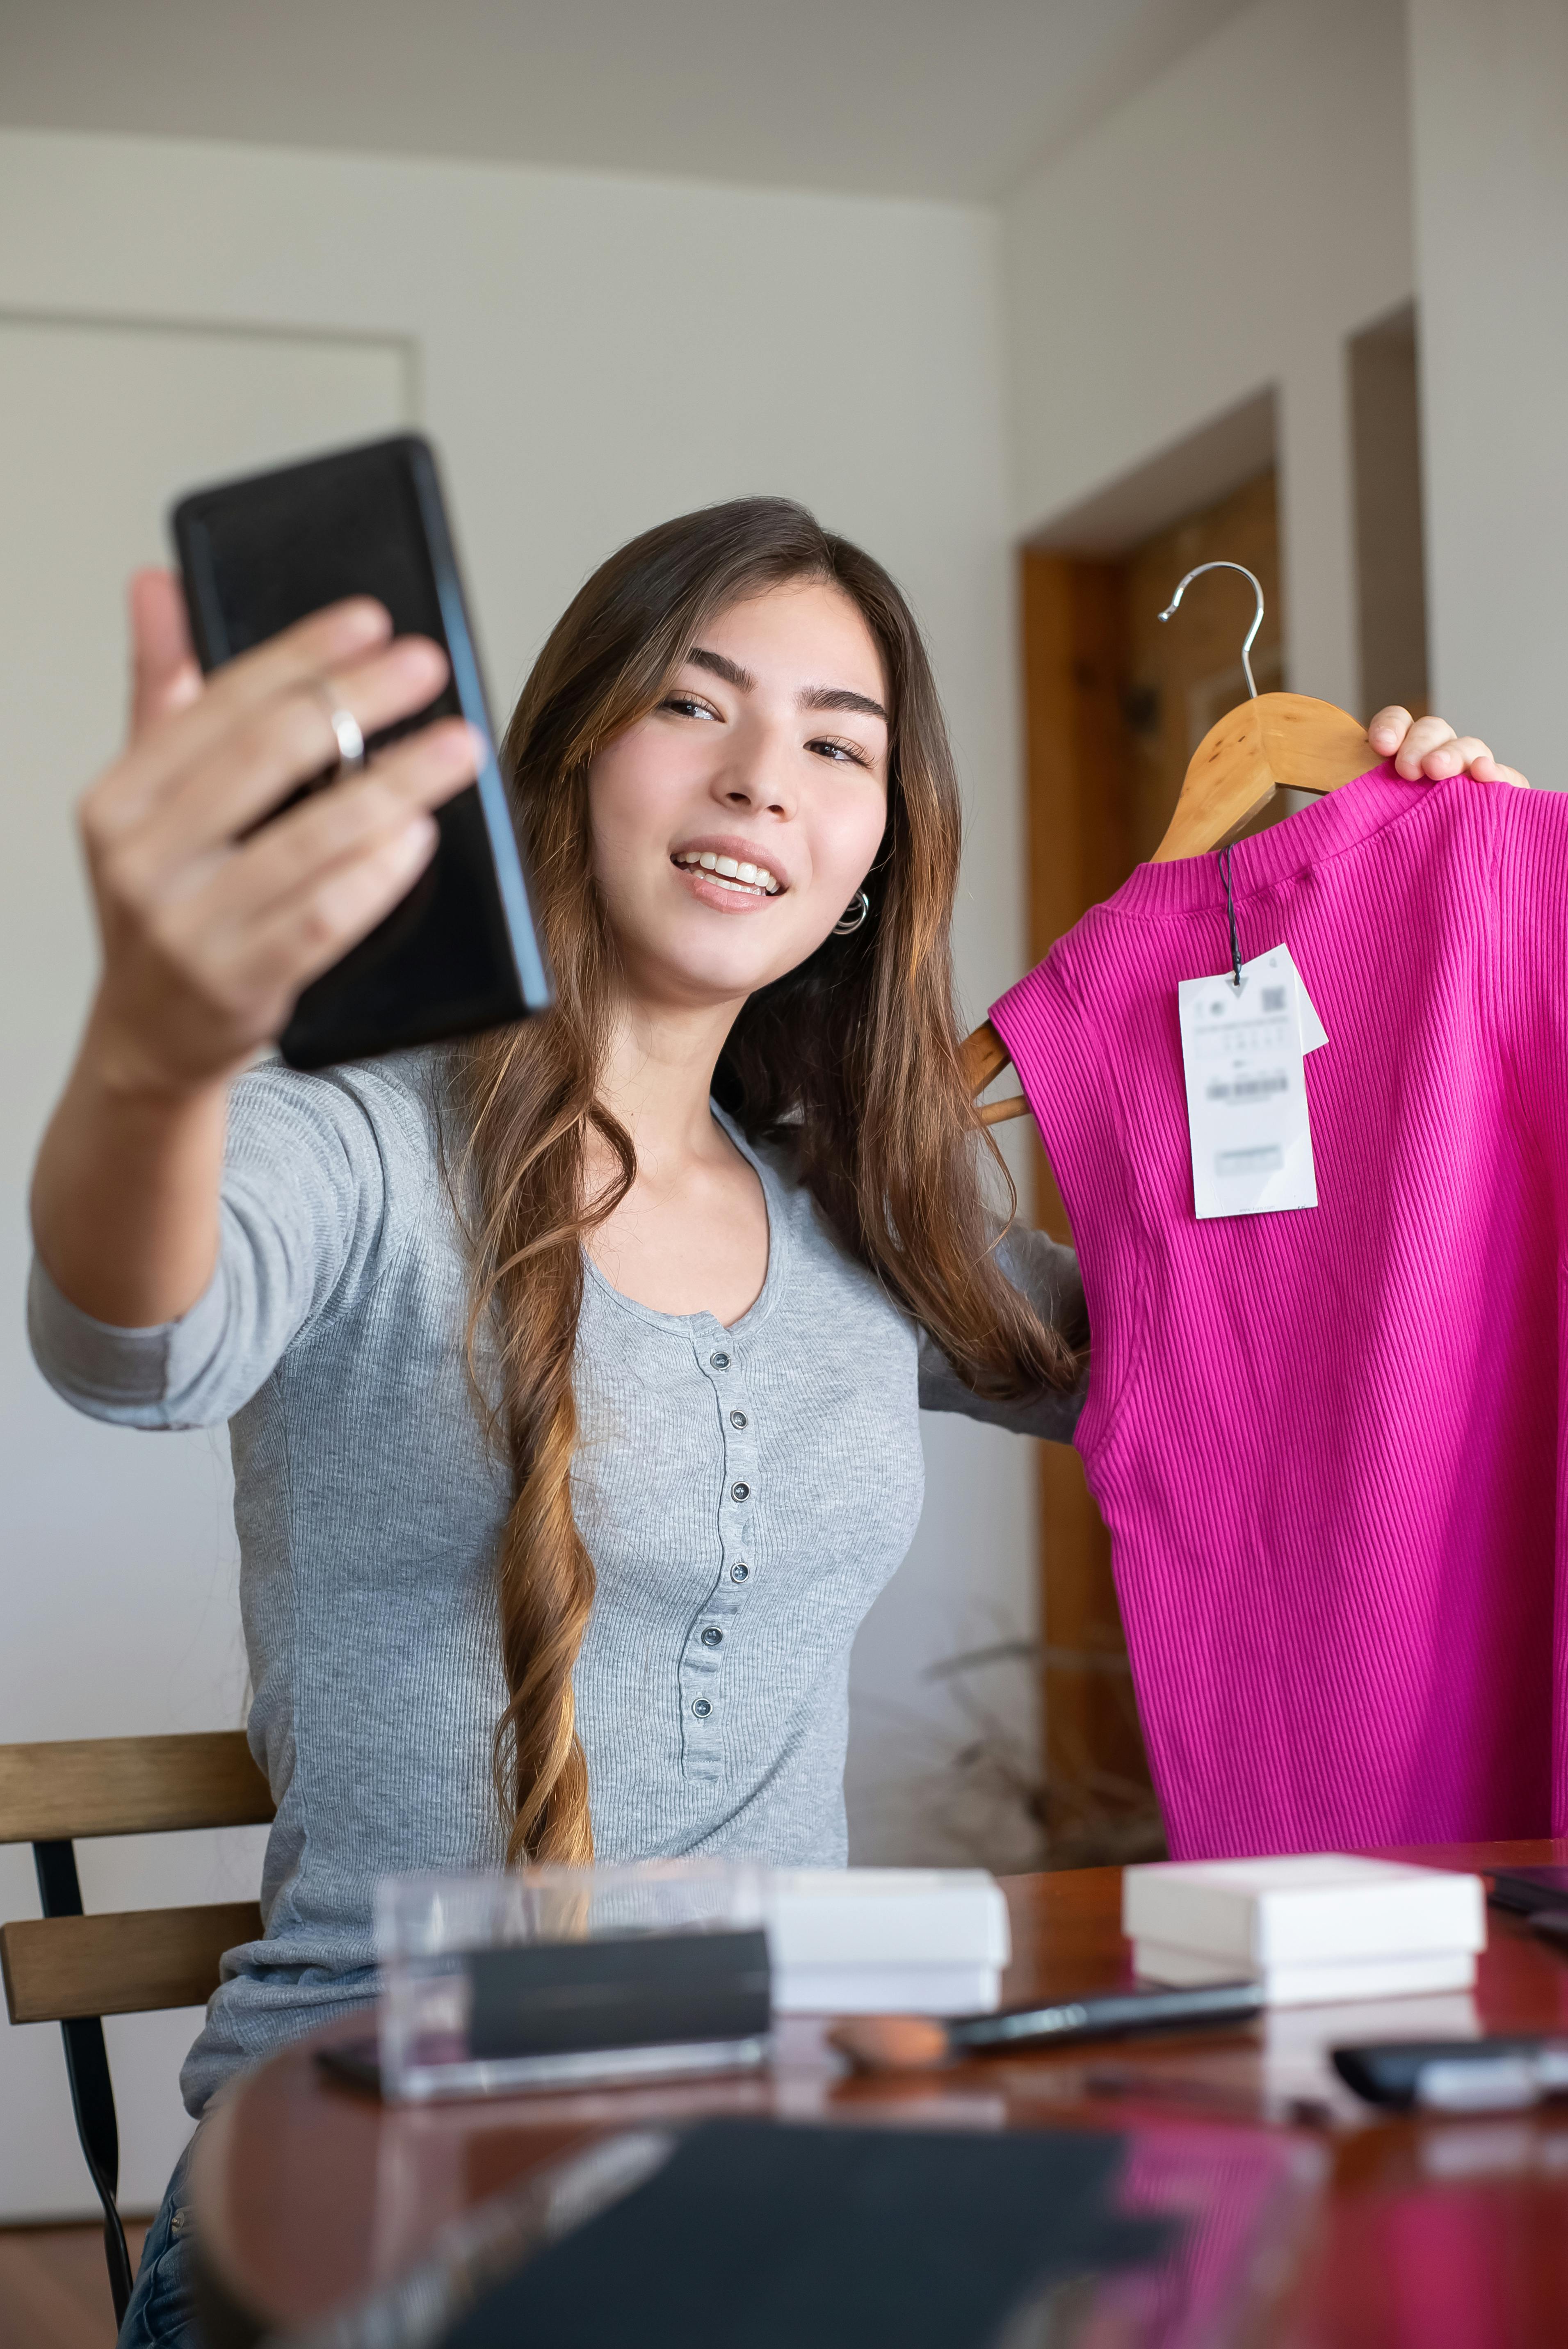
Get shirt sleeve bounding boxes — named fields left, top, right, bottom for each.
left=26, top=1060, right=399, bottom=1431
left=917, top=1222, right=1090, bottom=1443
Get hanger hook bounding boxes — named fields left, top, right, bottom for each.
left=1157, top=561, right=1265, bottom=701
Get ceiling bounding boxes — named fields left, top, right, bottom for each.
left=0, top=0, right=1252, bottom=204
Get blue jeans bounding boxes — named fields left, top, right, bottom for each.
left=117, top=2140, right=199, bottom=2349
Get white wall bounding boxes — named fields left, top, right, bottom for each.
left=0, top=127, right=1036, bottom=2215
left=1408, top=0, right=1568, bottom=790
left=0, top=315, right=410, bottom=2221
left=1002, top=0, right=1415, bottom=710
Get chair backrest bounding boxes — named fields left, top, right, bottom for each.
left=0, top=1729, right=277, bottom=2326
left=0, top=1730, right=276, bottom=2021
left=0, top=1729, right=274, bottom=1842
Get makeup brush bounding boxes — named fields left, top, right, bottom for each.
left=829, top=1980, right=1264, bottom=2074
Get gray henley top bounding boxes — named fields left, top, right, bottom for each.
left=27, top=1051, right=1085, bottom=2114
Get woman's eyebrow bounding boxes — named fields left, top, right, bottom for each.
left=685, top=646, right=886, bottom=724
left=801, top=685, right=888, bottom=721
left=687, top=647, right=753, bottom=689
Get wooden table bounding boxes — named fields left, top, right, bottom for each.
left=194, top=1842, right=1568, bottom=2346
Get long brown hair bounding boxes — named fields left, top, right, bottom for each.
left=453, top=498, right=1077, bottom=1865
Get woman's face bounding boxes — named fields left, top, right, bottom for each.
left=588, top=580, right=890, bottom=1011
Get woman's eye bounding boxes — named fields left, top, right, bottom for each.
left=807, top=736, right=870, bottom=768
left=662, top=693, right=719, bottom=722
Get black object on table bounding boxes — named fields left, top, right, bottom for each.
left=1487, top=1867, right=1568, bottom=1918
left=440, top=2118, right=1170, bottom=2349
left=1332, top=2037, right=1568, bottom=2111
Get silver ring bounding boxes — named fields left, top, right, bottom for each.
left=310, top=682, right=366, bottom=775
left=832, top=888, right=870, bottom=936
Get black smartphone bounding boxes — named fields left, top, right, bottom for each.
left=171, top=433, right=552, bottom=1070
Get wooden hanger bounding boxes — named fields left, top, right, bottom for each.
left=965, top=561, right=1375, bottom=1128
left=963, top=1020, right=1025, bottom=1125
left=1147, top=563, right=1376, bottom=859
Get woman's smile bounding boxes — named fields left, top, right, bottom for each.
left=671, top=832, right=787, bottom=910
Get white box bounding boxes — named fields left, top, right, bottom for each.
left=765, top=1868, right=1010, bottom=2016
left=1132, top=1936, right=1478, bottom=2007
left=1122, top=1854, right=1486, bottom=1970
left=774, top=1963, right=1003, bottom=2016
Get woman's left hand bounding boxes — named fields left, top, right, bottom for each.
left=1367, top=706, right=1529, bottom=788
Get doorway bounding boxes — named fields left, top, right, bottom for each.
left=1018, top=325, right=1430, bottom=1864
left=1019, top=465, right=1284, bottom=1867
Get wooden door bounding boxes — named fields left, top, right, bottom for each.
left=1020, top=468, right=1282, bottom=1865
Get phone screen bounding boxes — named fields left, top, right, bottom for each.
left=174, top=435, right=549, bottom=1068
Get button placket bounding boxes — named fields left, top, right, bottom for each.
left=680, top=1318, right=761, bottom=1781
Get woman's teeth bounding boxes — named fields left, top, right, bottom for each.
left=674, top=850, right=781, bottom=897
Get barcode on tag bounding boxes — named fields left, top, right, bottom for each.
left=1206, top=1073, right=1289, bottom=1102
left=1217, top=1144, right=1284, bottom=1176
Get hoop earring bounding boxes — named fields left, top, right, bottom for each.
left=833, top=888, right=871, bottom=936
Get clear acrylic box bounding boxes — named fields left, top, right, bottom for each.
left=375, top=1860, right=770, bottom=2103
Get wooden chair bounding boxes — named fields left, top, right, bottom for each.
left=0, top=1732, right=275, bottom=2325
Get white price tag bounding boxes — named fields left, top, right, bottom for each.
left=1178, top=945, right=1320, bottom=1219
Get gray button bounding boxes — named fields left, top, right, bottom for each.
left=729, top=1410, right=748, bottom=1429
left=692, top=1698, right=712, bottom=1717
left=730, top=1481, right=750, bottom=1502
left=730, top=1563, right=749, bottom=1582
left=710, top=1350, right=730, bottom=1370
left=700, top=1627, right=723, bottom=1647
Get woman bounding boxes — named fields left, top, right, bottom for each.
left=28, top=498, right=1515, bottom=2344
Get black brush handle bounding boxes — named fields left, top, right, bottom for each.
left=949, top=1979, right=1264, bottom=2052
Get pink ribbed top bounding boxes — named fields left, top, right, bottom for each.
left=991, top=766, right=1568, bottom=1860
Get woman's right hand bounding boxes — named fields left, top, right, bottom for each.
left=80, top=570, right=480, bottom=1096
left=31, top=574, right=482, bottom=1329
